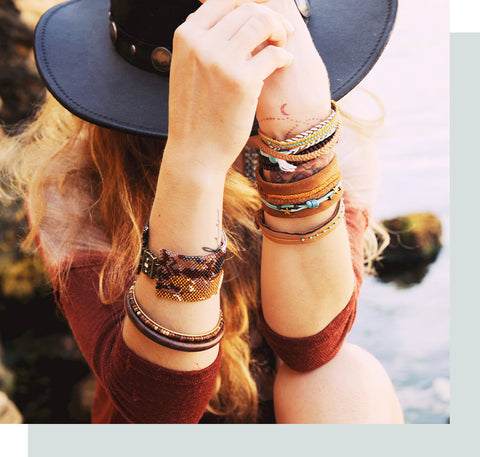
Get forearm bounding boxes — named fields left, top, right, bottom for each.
left=261, top=205, right=355, bottom=338
left=123, top=143, right=227, bottom=371
left=256, top=2, right=355, bottom=338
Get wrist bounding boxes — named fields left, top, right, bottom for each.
left=161, top=142, right=228, bottom=189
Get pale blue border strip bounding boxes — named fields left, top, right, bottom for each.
left=450, top=32, right=480, bottom=431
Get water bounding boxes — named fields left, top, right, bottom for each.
left=346, top=0, right=450, bottom=423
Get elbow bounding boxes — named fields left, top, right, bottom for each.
left=259, top=278, right=360, bottom=373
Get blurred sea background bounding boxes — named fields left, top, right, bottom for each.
left=347, top=0, right=450, bottom=424
left=0, top=0, right=449, bottom=423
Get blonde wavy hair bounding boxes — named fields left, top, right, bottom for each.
left=0, top=91, right=387, bottom=423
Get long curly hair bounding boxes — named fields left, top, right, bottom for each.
left=1, top=93, right=263, bottom=422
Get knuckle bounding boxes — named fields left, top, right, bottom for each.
left=240, top=2, right=259, bottom=15
left=173, top=23, right=190, bottom=45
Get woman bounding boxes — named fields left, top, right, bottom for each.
left=2, top=0, right=403, bottom=423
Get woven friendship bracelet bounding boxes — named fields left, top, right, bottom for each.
left=137, top=221, right=227, bottom=302
left=125, top=283, right=225, bottom=352
left=252, top=118, right=342, bottom=163
left=255, top=199, right=345, bottom=245
left=259, top=101, right=339, bottom=151
left=261, top=121, right=338, bottom=154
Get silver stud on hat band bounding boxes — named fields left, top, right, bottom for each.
left=108, top=11, right=171, bottom=73
left=109, top=20, right=117, bottom=44
left=151, top=47, right=172, bottom=73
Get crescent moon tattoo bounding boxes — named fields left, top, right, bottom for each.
left=280, top=103, right=289, bottom=116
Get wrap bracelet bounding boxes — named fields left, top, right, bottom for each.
left=256, top=154, right=343, bottom=217
left=260, top=182, right=343, bottom=216
left=255, top=199, right=345, bottom=245
left=125, top=283, right=225, bottom=352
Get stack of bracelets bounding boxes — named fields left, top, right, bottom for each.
left=125, top=221, right=227, bottom=352
left=253, top=100, right=345, bottom=244
left=126, top=101, right=344, bottom=350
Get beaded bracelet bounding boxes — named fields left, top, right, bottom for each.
left=137, top=221, right=227, bottom=302
left=255, top=199, right=345, bottom=245
left=125, top=283, right=224, bottom=352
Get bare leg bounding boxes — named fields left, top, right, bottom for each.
left=273, top=343, right=404, bottom=424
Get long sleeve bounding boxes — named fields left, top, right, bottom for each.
left=48, top=252, right=221, bottom=423
left=257, top=202, right=369, bottom=372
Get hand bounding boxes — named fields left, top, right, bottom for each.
left=166, top=0, right=294, bottom=176
left=255, top=0, right=331, bottom=140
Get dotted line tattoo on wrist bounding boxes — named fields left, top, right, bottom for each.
left=258, top=105, right=325, bottom=139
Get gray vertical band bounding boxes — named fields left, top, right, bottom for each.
left=450, top=32, right=480, bottom=430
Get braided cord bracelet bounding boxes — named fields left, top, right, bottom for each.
left=252, top=118, right=342, bottom=163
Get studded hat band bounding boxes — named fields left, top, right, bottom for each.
left=109, top=12, right=172, bottom=74
left=107, top=1, right=312, bottom=76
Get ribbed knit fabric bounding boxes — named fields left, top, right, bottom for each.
left=49, top=253, right=221, bottom=423
left=33, top=202, right=367, bottom=423
left=257, top=203, right=368, bottom=372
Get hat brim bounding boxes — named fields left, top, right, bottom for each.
left=34, top=0, right=397, bottom=138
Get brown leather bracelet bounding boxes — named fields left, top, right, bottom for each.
left=255, top=199, right=345, bottom=245
left=256, top=154, right=343, bottom=218
left=256, top=154, right=340, bottom=202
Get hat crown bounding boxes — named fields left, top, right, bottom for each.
left=110, top=0, right=200, bottom=47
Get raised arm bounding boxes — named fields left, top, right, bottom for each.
left=254, top=0, right=357, bottom=367
left=123, top=0, right=293, bottom=372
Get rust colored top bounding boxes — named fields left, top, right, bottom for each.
left=41, top=203, right=368, bottom=423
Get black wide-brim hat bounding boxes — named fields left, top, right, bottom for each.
left=34, top=0, right=398, bottom=138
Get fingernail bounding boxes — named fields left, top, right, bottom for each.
left=286, top=20, right=295, bottom=34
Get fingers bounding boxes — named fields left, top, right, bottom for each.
left=190, top=0, right=272, bottom=29
left=211, top=3, right=294, bottom=52
left=249, top=45, right=294, bottom=82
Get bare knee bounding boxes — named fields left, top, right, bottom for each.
left=273, top=343, right=404, bottom=424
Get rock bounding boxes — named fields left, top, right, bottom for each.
left=0, top=0, right=45, bottom=126
left=0, top=391, right=22, bottom=424
left=375, top=212, right=442, bottom=275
